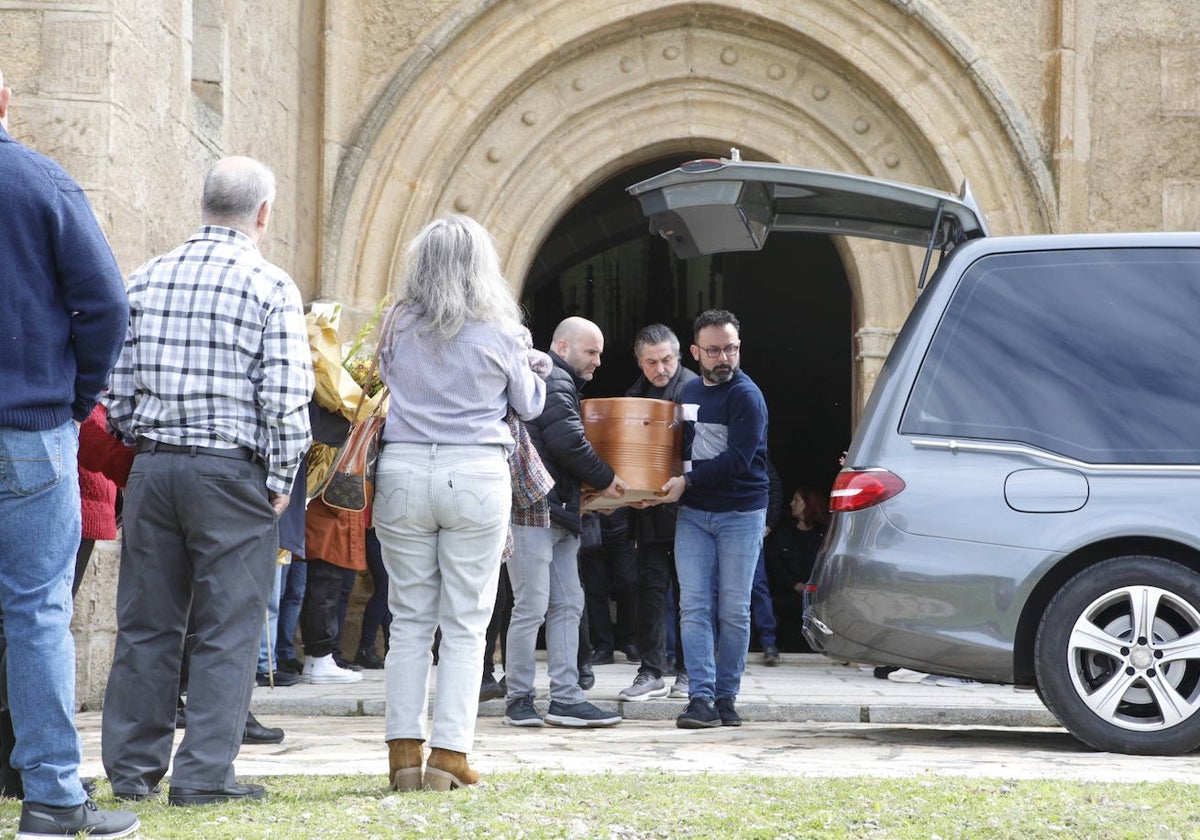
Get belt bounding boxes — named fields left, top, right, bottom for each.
left=135, top=439, right=262, bottom=465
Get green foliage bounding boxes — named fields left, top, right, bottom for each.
left=4, top=772, right=1199, bottom=839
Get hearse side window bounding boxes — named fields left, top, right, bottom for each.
left=900, top=248, right=1200, bottom=464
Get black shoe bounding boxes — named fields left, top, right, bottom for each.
left=277, top=657, right=304, bottom=674
left=175, top=707, right=186, bottom=730
left=243, top=711, right=284, bottom=745
left=112, top=784, right=162, bottom=802
left=168, top=782, right=267, bottom=806
left=715, top=696, right=742, bottom=727
left=577, top=663, right=595, bottom=691
left=332, top=653, right=363, bottom=672
left=675, top=697, right=722, bottom=729
left=620, top=644, right=641, bottom=663
left=355, top=647, right=385, bottom=670
left=874, top=666, right=900, bottom=680
left=589, top=649, right=614, bottom=666
left=18, top=799, right=139, bottom=837
left=255, top=669, right=301, bottom=687
left=81, top=777, right=97, bottom=798
left=479, top=675, right=505, bottom=702
left=762, top=645, right=780, bottom=666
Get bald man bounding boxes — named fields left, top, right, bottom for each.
left=502, top=317, right=629, bottom=728
left=102, top=156, right=313, bottom=806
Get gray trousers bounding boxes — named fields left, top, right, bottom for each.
left=505, top=524, right=585, bottom=705
left=101, top=450, right=277, bottom=793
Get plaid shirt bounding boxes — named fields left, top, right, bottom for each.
left=508, top=408, right=552, bottom=529
left=105, top=226, right=313, bottom=494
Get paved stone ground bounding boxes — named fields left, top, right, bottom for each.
left=74, top=655, right=1200, bottom=784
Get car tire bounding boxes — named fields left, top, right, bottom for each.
left=1034, top=554, right=1200, bottom=755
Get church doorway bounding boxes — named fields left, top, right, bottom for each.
left=520, top=156, right=853, bottom=499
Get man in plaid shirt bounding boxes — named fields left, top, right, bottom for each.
left=101, top=156, right=313, bottom=806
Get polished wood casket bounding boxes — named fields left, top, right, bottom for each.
left=580, top=397, right=681, bottom=511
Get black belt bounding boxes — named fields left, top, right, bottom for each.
left=136, top=439, right=261, bottom=465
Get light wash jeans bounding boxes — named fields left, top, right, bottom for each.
left=374, top=443, right=509, bottom=753
left=258, top=562, right=283, bottom=674
left=674, top=505, right=767, bottom=702
left=0, top=422, right=85, bottom=806
left=506, top=524, right=585, bottom=706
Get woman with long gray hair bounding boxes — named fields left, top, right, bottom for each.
left=373, top=214, right=547, bottom=791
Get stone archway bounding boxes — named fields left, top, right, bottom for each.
left=323, top=0, right=1051, bottom=407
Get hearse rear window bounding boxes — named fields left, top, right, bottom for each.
left=900, top=248, right=1200, bottom=464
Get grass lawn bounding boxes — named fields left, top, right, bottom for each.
left=4, top=771, right=1198, bottom=839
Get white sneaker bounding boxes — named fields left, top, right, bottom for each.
left=886, top=668, right=928, bottom=683
left=619, top=673, right=669, bottom=701
left=669, top=673, right=689, bottom=699
left=301, top=653, right=362, bottom=684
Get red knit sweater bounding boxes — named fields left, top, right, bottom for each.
left=77, top=404, right=135, bottom=541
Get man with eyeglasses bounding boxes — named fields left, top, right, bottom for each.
left=651, top=309, right=769, bottom=729
left=617, top=324, right=698, bottom=702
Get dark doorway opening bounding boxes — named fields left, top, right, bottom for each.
left=521, top=156, right=853, bottom=496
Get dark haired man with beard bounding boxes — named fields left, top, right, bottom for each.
left=652, top=309, right=769, bottom=729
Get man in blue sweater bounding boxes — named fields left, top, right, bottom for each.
left=653, top=309, right=769, bottom=729
left=0, top=68, right=138, bottom=838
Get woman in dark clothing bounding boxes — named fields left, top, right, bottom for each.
left=764, top=485, right=830, bottom=651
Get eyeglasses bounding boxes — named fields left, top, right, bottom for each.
left=699, top=343, right=741, bottom=359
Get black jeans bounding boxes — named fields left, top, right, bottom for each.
left=579, top=511, right=638, bottom=655
left=357, top=529, right=392, bottom=652
left=483, top=564, right=513, bottom=678
left=301, top=558, right=348, bottom=658
left=634, top=541, right=684, bottom=679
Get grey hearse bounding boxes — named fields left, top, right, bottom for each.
left=630, top=158, right=1200, bottom=756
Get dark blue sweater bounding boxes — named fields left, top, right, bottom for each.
left=0, top=124, right=128, bottom=429
left=679, top=369, right=770, bottom=512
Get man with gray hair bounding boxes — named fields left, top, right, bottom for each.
left=0, top=66, right=139, bottom=839
left=618, top=324, right=697, bottom=702
left=102, top=156, right=313, bottom=805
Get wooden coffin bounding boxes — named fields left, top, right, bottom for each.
left=580, top=397, right=681, bottom=511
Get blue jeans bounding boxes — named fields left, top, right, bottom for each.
left=750, top=547, right=777, bottom=649
left=0, top=422, right=85, bottom=806
left=275, top=559, right=306, bottom=662
left=674, top=505, right=766, bottom=702
left=258, top=563, right=283, bottom=673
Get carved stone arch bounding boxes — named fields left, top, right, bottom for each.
left=325, top=0, right=1052, bottom=405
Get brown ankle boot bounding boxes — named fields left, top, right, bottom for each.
left=424, top=747, right=480, bottom=790
left=387, top=738, right=424, bottom=791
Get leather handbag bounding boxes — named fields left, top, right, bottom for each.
left=319, top=406, right=386, bottom=512
left=319, top=309, right=393, bottom=513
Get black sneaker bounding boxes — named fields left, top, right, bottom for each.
left=255, top=669, right=301, bottom=687
left=544, top=700, right=621, bottom=728
left=675, top=697, right=722, bottom=729
left=18, top=799, right=139, bottom=838
left=479, top=676, right=504, bottom=702
left=577, top=661, right=595, bottom=690
left=762, top=645, right=780, bottom=666
left=355, top=647, right=385, bottom=670
left=715, top=696, right=742, bottom=727
left=503, top=696, right=544, bottom=727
